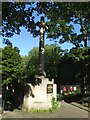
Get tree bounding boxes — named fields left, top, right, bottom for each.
left=22, top=47, right=39, bottom=84
left=2, top=46, right=22, bottom=85
left=44, top=44, right=64, bottom=79
left=2, top=2, right=36, bottom=45
left=23, top=44, right=64, bottom=83
left=66, top=47, right=90, bottom=95
left=1, top=46, right=23, bottom=109
left=0, top=48, right=2, bottom=86
left=2, top=3, right=90, bottom=47
left=36, top=2, right=90, bottom=47
left=69, top=47, right=90, bottom=93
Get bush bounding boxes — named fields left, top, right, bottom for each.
left=51, top=97, right=60, bottom=111
left=57, top=93, right=63, bottom=101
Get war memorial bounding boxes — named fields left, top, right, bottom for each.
left=22, top=16, right=57, bottom=111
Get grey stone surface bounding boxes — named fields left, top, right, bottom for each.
left=1, top=101, right=89, bottom=119
left=71, top=102, right=89, bottom=112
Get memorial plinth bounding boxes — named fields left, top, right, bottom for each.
left=22, top=76, right=57, bottom=111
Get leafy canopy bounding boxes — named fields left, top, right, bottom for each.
left=2, top=2, right=90, bottom=47
left=22, top=44, right=65, bottom=81
left=36, top=2, right=90, bottom=47
left=2, top=46, right=22, bottom=85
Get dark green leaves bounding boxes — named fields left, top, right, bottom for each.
left=23, top=44, right=65, bottom=80
left=2, top=46, right=22, bottom=85
left=2, top=2, right=90, bottom=47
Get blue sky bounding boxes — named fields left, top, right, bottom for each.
left=1, top=5, right=90, bottom=56
left=0, top=19, right=81, bottom=56
left=1, top=27, right=75, bottom=56
left=1, top=27, right=90, bottom=56
left=0, top=24, right=86, bottom=56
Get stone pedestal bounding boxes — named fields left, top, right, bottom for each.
left=22, top=76, right=57, bottom=111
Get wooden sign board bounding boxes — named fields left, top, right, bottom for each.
left=47, top=84, right=53, bottom=94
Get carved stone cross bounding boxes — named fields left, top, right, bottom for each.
left=36, top=16, right=48, bottom=77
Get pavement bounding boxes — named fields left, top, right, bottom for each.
left=71, top=102, right=90, bottom=112
left=0, top=101, right=89, bottom=119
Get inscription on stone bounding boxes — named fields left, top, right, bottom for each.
left=47, top=84, right=53, bottom=94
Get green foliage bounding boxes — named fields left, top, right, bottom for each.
left=63, top=91, right=76, bottom=96
left=29, top=108, right=49, bottom=113
left=2, top=3, right=90, bottom=47
left=21, top=55, right=30, bottom=83
left=22, top=47, right=39, bottom=82
left=0, top=48, right=2, bottom=75
left=2, top=3, right=35, bottom=38
left=50, top=97, right=60, bottom=112
left=62, top=47, right=90, bottom=95
left=23, top=44, right=64, bottom=81
left=67, top=47, right=90, bottom=62
left=2, top=46, right=22, bottom=86
left=44, top=44, right=64, bottom=79
left=57, top=93, right=63, bottom=101
left=28, top=47, right=39, bottom=75
left=1, top=46, right=26, bottom=110
left=37, top=2, right=90, bottom=47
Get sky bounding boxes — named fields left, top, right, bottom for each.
left=1, top=24, right=90, bottom=56
left=0, top=23, right=87, bottom=56
left=1, top=4, right=90, bottom=56
left=0, top=13, right=76, bottom=56
left=0, top=26, right=76, bottom=56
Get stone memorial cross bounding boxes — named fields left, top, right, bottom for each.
left=36, top=16, right=48, bottom=77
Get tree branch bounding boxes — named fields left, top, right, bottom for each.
left=68, top=37, right=80, bottom=48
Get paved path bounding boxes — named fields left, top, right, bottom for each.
left=1, top=101, right=89, bottom=119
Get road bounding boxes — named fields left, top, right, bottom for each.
left=0, top=101, right=89, bottom=119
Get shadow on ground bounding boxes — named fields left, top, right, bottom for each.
left=62, top=94, right=82, bottom=103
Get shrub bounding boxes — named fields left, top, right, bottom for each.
left=57, top=93, right=63, bottom=101
left=51, top=97, right=60, bottom=112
